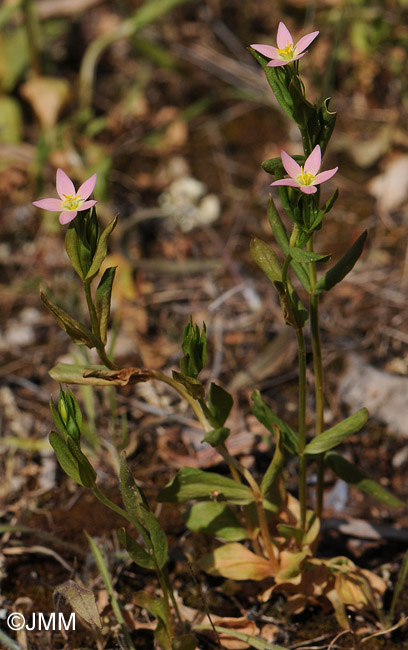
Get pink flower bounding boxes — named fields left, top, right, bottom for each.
left=271, top=145, right=338, bottom=195
left=33, top=168, right=97, bottom=224
left=251, top=22, right=319, bottom=67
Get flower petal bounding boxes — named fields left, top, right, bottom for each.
left=32, top=198, right=63, bottom=211
left=251, top=44, right=279, bottom=58
left=281, top=150, right=302, bottom=179
left=77, top=200, right=97, bottom=211
left=313, top=167, right=338, bottom=185
left=295, top=31, right=319, bottom=54
left=77, top=173, right=97, bottom=201
left=276, top=22, right=293, bottom=50
left=267, top=59, right=291, bottom=67
left=59, top=210, right=78, bottom=225
left=271, top=179, right=300, bottom=187
left=300, top=185, right=317, bottom=194
left=305, top=145, right=321, bottom=176
left=56, top=168, right=75, bottom=199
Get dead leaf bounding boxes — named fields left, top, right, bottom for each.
left=197, top=543, right=273, bottom=581
left=21, top=76, right=70, bottom=129
left=83, top=366, right=153, bottom=385
left=368, top=154, right=408, bottom=216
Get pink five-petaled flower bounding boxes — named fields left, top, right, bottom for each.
left=271, top=145, right=338, bottom=195
left=251, top=21, right=319, bottom=67
left=32, top=168, right=98, bottom=225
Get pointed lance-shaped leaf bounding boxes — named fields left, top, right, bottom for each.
left=95, top=266, right=116, bottom=344
left=117, top=527, right=156, bottom=570
left=326, top=451, right=404, bottom=508
left=305, top=408, right=369, bottom=455
left=267, top=197, right=311, bottom=292
left=65, top=223, right=85, bottom=279
left=261, top=427, right=284, bottom=500
left=251, top=390, right=299, bottom=455
left=41, top=291, right=98, bottom=348
left=249, top=48, right=294, bottom=121
left=158, top=467, right=254, bottom=505
left=66, top=436, right=97, bottom=487
left=313, top=231, right=367, bottom=295
left=49, top=431, right=83, bottom=485
left=207, top=382, right=233, bottom=427
left=85, top=214, right=118, bottom=282
left=289, top=247, right=331, bottom=264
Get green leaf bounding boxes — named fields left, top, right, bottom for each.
left=119, top=455, right=168, bottom=569
left=65, top=224, right=85, bottom=279
left=313, top=231, right=367, bottom=295
left=326, top=451, right=404, bottom=508
left=134, top=591, right=172, bottom=647
left=250, top=237, right=282, bottom=284
left=85, top=214, right=118, bottom=281
left=172, top=371, right=205, bottom=399
left=184, top=502, right=248, bottom=541
left=267, top=197, right=311, bottom=292
left=41, top=291, right=98, bottom=348
left=158, top=467, right=254, bottom=505
left=207, top=382, right=233, bottom=427
left=202, top=427, right=230, bottom=447
left=118, top=527, right=156, bottom=570
left=66, top=436, right=97, bottom=487
left=54, top=580, right=102, bottom=628
left=289, top=247, right=331, bottom=264
left=309, top=189, right=339, bottom=232
left=251, top=390, right=299, bottom=455
left=260, top=427, right=284, bottom=499
left=95, top=266, right=116, bottom=344
left=305, top=408, right=369, bottom=454
left=49, top=362, right=117, bottom=385
left=180, top=318, right=207, bottom=378
left=49, top=431, right=82, bottom=486
left=389, top=549, right=408, bottom=623
left=262, top=155, right=304, bottom=176
left=249, top=48, right=294, bottom=120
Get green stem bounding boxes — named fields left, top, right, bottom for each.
left=307, top=236, right=325, bottom=518
left=92, top=485, right=174, bottom=630
left=295, top=328, right=308, bottom=531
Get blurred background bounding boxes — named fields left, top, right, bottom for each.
left=1, top=0, right=408, bottom=646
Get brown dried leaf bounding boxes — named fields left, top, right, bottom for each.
left=83, top=367, right=153, bottom=385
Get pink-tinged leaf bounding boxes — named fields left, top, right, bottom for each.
left=267, top=59, right=290, bottom=67
left=32, top=198, right=62, bottom=211
left=271, top=179, right=299, bottom=187
left=60, top=210, right=78, bottom=224
left=314, top=167, right=338, bottom=184
left=281, top=150, right=301, bottom=178
left=77, top=173, right=97, bottom=201
left=295, top=31, right=319, bottom=54
left=56, top=168, right=75, bottom=199
left=305, top=145, right=321, bottom=176
left=77, top=200, right=97, bottom=212
left=251, top=43, right=278, bottom=59
left=276, top=22, right=293, bottom=50
left=300, top=185, right=317, bottom=194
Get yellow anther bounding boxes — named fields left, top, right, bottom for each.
left=296, top=167, right=316, bottom=186
left=62, top=193, right=82, bottom=210
left=276, top=40, right=296, bottom=60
